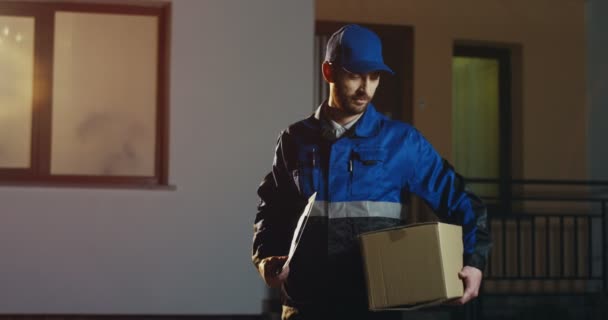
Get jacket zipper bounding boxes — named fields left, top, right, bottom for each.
left=348, top=152, right=354, bottom=196
left=311, top=147, right=318, bottom=192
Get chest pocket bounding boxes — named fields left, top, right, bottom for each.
left=291, top=146, right=320, bottom=198
left=351, top=148, right=387, bottom=199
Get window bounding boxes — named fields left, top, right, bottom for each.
left=0, top=1, right=170, bottom=188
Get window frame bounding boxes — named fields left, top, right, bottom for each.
left=0, top=1, right=171, bottom=188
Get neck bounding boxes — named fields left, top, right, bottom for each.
left=327, top=98, right=361, bottom=125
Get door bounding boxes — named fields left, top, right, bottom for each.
left=452, top=46, right=512, bottom=211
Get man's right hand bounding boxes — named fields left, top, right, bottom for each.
left=258, top=256, right=289, bottom=288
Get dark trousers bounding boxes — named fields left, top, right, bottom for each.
left=281, top=304, right=402, bottom=320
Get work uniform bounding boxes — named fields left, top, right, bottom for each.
left=253, top=102, right=491, bottom=320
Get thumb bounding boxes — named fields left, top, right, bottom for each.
left=458, top=271, right=466, bottom=279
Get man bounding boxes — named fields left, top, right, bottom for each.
left=252, top=24, right=492, bottom=320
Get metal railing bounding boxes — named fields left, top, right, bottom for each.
left=465, top=178, right=608, bottom=295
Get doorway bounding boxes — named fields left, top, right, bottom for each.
left=452, top=45, right=512, bottom=208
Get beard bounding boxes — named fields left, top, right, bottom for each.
left=333, top=87, right=372, bottom=116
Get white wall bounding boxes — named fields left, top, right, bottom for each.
left=0, top=0, right=313, bottom=314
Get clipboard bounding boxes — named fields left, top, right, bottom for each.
left=281, top=192, right=317, bottom=273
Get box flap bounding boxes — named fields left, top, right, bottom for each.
left=358, top=221, right=440, bottom=238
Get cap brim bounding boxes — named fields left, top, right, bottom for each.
left=343, top=61, right=395, bottom=75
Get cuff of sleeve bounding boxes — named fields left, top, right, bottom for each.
left=464, top=253, right=486, bottom=272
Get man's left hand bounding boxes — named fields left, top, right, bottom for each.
left=449, top=266, right=483, bottom=305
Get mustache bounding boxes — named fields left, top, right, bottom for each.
left=353, top=94, right=371, bottom=101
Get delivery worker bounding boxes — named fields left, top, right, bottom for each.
left=252, top=24, right=492, bottom=320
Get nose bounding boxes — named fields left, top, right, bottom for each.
left=358, top=78, right=369, bottom=91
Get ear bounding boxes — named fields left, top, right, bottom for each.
left=322, top=61, right=335, bottom=83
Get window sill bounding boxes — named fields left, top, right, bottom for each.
left=0, top=181, right=177, bottom=191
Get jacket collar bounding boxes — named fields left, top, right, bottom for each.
left=313, top=100, right=382, bottom=138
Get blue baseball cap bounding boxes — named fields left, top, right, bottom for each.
left=325, top=24, right=394, bottom=75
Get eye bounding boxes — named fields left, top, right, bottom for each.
left=369, top=72, right=381, bottom=81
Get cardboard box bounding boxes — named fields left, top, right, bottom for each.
left=359, top=222, right=464, bottom=310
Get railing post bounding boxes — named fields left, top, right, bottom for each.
left=603, top=200, right=607, bottom=295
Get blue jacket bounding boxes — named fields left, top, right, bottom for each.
left=253, top=103, right=491, bottom=306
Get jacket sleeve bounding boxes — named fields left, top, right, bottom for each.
left=252, top=132, right=301, bottom=269
left=405, top=129, right=492, bottom=271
